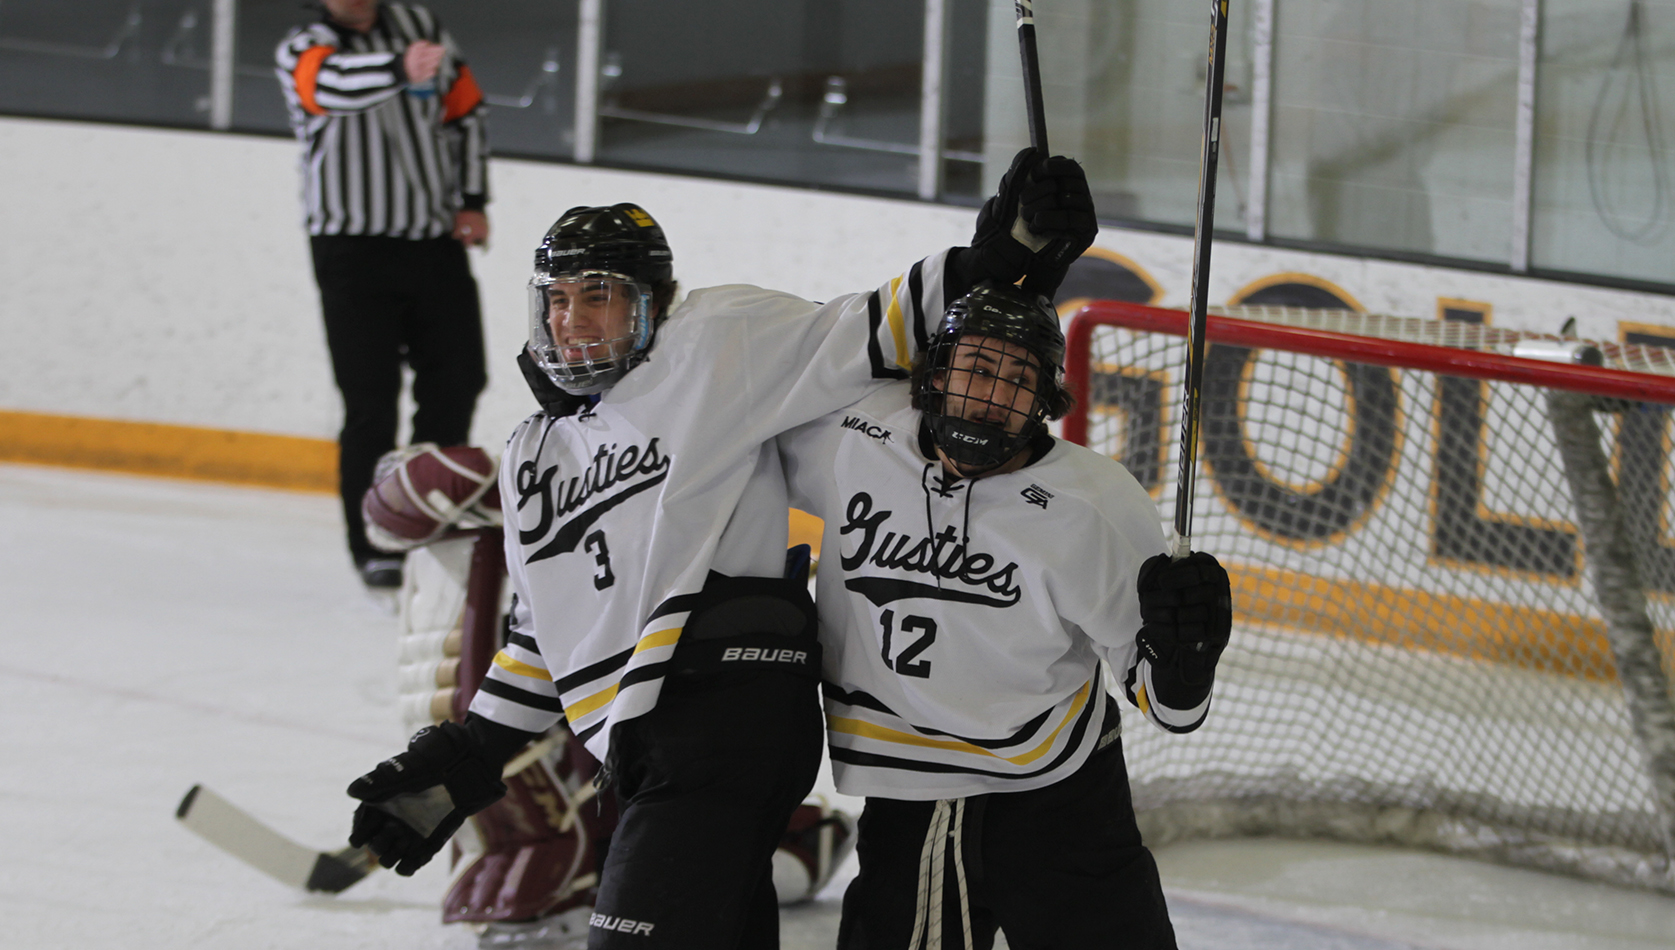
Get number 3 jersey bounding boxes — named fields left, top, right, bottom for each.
left=778, top=383, right=1199, bottom=801
left=469, top=255, right=954, bottom=761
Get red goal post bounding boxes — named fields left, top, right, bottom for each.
left=1061, top=299, right=1675, bottom=894
left=1063, top=301, right=1675, bottom=446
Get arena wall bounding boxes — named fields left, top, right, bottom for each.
left=1, top=114, right=1671, bottom=486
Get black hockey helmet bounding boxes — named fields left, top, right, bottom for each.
left=914, top=281, right=1071, bottom=473
left=527, top=203, right=676, bottom=395
left=533, top=202, right=674, bottom=286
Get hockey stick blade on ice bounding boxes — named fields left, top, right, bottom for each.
left=175, top=784, right=376, bottom=894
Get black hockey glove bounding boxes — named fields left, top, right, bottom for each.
left=1134, top=551, right=1232, bottom=696
left=962, top=146, right=1045, bottom=290
left=957, top=147, right=1099, bottom=299
left=347, top=719, right=513, bottom=876
left=1017, top=155, right=1098, bottom=298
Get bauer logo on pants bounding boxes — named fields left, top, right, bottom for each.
left=590, top=913, right=654, bottom=935
left=721, top=647, right=809, bottom=664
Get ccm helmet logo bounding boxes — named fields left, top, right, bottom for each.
left=722, top=647, right=809, bottom=664
left=952, top=431, right=985, bottom=444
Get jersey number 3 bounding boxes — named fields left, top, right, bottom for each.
left=879, top=609, right=935, bottom=678
left=583, top=530, right=616, bottom=590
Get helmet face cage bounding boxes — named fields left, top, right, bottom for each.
left=526, top=271, right=653, bottom=395
left=526, top=203, right=674, bottom=395
left=918, top=283, right=1066, bottom=473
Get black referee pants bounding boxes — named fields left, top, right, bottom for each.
left=590, top=668, right=824, bottom=949
left=836, top=733, right=1176, bottom=950
left=309, top=235, right=486, bottom=566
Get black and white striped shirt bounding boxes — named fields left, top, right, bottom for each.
left=275, top=3, right=488, bottom=239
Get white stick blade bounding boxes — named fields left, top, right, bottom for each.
left=176, top=785, right=323, bottom=890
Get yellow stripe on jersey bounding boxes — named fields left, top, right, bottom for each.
left=634, top=626, right=682, bottom=654
left=563, top=626, right=684, bottom=722
left=828, top=680, right=1092, bottom=767
left=566, top=683, right=617, bottom=722
left=884, top=275, right=911, bottom=373
left=492, top=651, right=551, bottom=680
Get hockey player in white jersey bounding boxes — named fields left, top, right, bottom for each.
left=777, top=280, right=1232, bottom=949
left=340, top=149, right=1099, bottom=949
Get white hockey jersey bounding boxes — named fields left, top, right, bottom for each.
left=778, top=384, right=1198, bottom=800
left=469, top=254, right=955, bottom=760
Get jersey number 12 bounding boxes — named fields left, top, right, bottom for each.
left=879, top=609, right=935, bottom=678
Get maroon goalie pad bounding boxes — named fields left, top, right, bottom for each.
left=443, top=734, right=617, bottom=924
left=362, top=443, right=502, bottom=552
left=772, top=800, right=858, bottom=904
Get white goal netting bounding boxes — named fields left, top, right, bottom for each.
left=1065, top=301, right=1675, bottom=893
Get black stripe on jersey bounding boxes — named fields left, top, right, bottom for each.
left=507, top=630, right=543, bottom=654
left=618, top=660, right=672, bottom=692
left=822, top=681, right=1054, bottom=751
left=829, top=695, right=1098, bottom=780
left=907, top=259, right=930, bottom=354
left=552, top=645, right=634, bottom=695
left=866, top=291, right=910, bottom=381
left=477, top=676, right=564, bottom=714
left=646, top=590, right=705, bottom=624
left=576, top=720, right=605, bottom=744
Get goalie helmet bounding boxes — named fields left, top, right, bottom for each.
left=361, top=444, right=502, bottom=552
left=913, top=281, right=1070, bottom=474
left=527, top=203, right=675, bottom=395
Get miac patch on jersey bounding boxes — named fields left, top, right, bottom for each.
left=839, top=415, right=895, bottom=444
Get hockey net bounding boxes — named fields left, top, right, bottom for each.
left=1063, top=300, right=1675, bottom=893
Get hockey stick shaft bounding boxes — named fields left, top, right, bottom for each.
left=1015, top=0, right=1049, bottom=154
left=1172, top=0, right=1232, bottom=559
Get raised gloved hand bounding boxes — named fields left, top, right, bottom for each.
left=966, top=146, right=1045, bottom=288
left=966, top=147, right=1099, bottom=298
left=1017, top=154, right=1097, bottom=297
left=347, top=720, right=510, bottom=876
left=1134, top=551, right=1232, bottom=688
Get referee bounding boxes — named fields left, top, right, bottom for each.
left=276, top=0, right=490, bottom=588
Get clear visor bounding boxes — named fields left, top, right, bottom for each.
left=931, top=334, right=1050, bottom=438
left=527, top=273, right=652, bottom=391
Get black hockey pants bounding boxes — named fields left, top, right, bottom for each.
left=836, top=725, right=1177, bottom=950
left=309, top=235, right=486, bottom=566
left=588, top=578, right=825, bottom=949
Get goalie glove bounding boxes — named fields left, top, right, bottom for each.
left=1134, top=551, right=1232, bottom=707
left=347, top=717, right=530, bottom=876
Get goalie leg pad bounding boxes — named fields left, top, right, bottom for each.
left=445, top=734, right=616, bottom=923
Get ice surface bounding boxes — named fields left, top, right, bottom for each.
left=2, top=462, right=1672, bottom=949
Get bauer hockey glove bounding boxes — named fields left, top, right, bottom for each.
left=1134, top=551, right=1232, bottom=699
left=347, top=719, right=512, bottom=876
